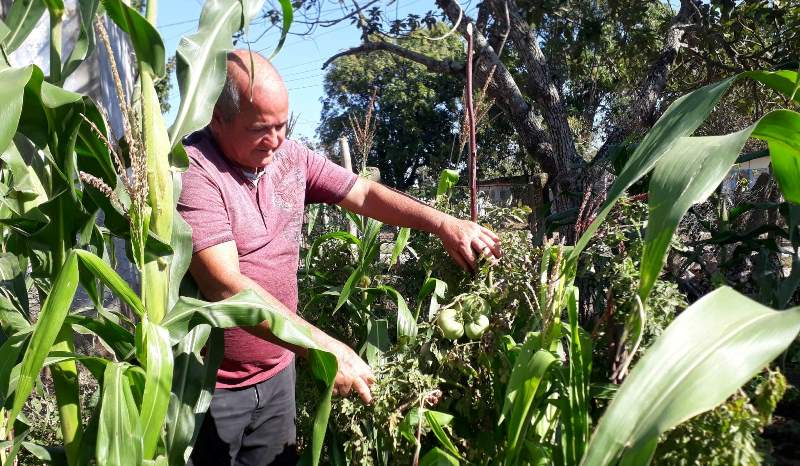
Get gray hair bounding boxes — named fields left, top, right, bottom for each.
left=215, top=74, right=241, bottom=122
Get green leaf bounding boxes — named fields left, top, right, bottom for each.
left=307, top=350, right=337, bottom=466
left=266, top=0, right=293, bottom=59
left=0, top=429, right=30, bottom=466
left=571, top=76, right=737, bottom=262
left=425, top=410, right=460, bottom=459
left=639, top=109, right=800, bottom=299
left=75, top=250, right=145, bottom=317
left=162, top=289, right=336, bottom=464
left=168, top=214, right=194, bottom=311
left=305, top=230, right=360, bottom=277
left=1, top=0, right=46, bottom=53
left=0, top=66, right=36, bottom=155
left=752, top=110, right=800, bottom=205
left=420, top=447, right=460, bottom=466
left=41, top=0, right=64, bottom=16
left=436, top=169, right=459, bottom=199
left=389, top=227, right=410, bottom=268
left=165, top=326, right=220, bottom=466
left=334, top=264, right=362, bottom=312
left=417, top=277, right=447, bottom=321
left=499, top=336, right=558, bottom=465
left=96, top=362, right=143, bottom=466
left=7, top=251, right=79, bottom=434
left=66, top=314, right=134, bottom=361
left=362, top=318, right=389, bottom=367
left=0, top=329, right=31, bottom=405
left=744, top=70, right=800, bottom=104
left=62, top=0, right=100, bottom=78
left=101, top=0, right=165, bottom=76
left=0, top=20, right=8, bottom=46
left=572, top=70, right=800, bottom=266
left=562, top=288, right=591, bottom=465
left=581, top=287, right=800, bottom=466
left=137, top=321, right=173, bottom=460
left=168, top=0, right=266, bottom=148
left=21, top=442, right=67, bottom=465
left=380, top=285, right=417, bottom=340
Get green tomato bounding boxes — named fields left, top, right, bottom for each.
left=465, top=314, right=490, bottom=340
left=437, top=308, right=464, bottom=340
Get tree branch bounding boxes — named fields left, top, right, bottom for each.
left=322, top=40, right=465, bottom=75
left=595, top=0, right=698, bottom=163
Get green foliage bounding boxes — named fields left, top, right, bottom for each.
left=654, top=370, right=788, bottom=466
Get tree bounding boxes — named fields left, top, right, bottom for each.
left=319, top=26, right=462, bottom=189
left=256, top=0, right=796, bottom=235
left=319, top=24, right=527, bottom=189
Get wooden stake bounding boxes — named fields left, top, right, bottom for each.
left=465, top=24, right=478, bottom=222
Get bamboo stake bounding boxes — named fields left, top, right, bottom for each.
left=465, top=24, right=478, bottom=222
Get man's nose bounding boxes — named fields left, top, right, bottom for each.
left=259, top=129, right=279, bottom=150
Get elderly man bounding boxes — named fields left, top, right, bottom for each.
left=178, top=50, right=501, bottom=465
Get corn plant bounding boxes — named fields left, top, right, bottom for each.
left=0, top=1, right=338, bottom=465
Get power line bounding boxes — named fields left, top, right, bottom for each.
left=158, top=18, right=199, bottom=29
left=287, top=83, right=322, bottom=91
left=283, top=72, right=327, bottom=83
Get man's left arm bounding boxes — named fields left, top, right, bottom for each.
left=338, top=177, right=502, bottom=272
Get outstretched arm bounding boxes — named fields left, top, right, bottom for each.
left=338, top=177, right=502, bottom=272
left=189, top=241, right=375, bottom=403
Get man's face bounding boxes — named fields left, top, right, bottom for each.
left=211, top=83, right=289, bottom=170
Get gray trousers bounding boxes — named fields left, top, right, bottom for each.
left=188, top=362, right=298, bottom=466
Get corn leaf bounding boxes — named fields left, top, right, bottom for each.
left=0, top=329, right=31, bottom=405
left=561, top=288, right=591, bottom=465
left=501, top=342, right=558, bottom=465
left=101, top=0, right=165, bottom=76
left=164, top=325, right=221, bottom=466
left=163, top=289, right=336, bottom=465
left=362, top=318, right=389, bottom=367
left=378, top=285, right=417, bottom=340
left=1, top=0, right=46, bottom=53
left=640, top=110, right=800, bottom=299
left=425, top=410, right=460, bottom=459
left=571, top=69, right=800, bottom=265
left=580, top=287, right=800, bottom=466
left=66, top=314, right=134, bottom=361
left=62, top=0, right=100, bottom=78
left=266, top=0, right=292, bottom=58
left=389, top=227, right=411, bottom=268
left=0, top=66, right=37, bottom=155
left=7, top=251, right=79, bottom=433
left=420, top=447, right=460, bottom=466
left=75, top=250, right=145, bottom=317
left=570, top=76, right=737, bottom=262
left=137, top=321, right=173, bottom=460
left=96, top=362, right=142, bottom=466
left=0, top=429, right=30, bottom=466
left=168, top=0, right=266, bottom=148
left=436, top=169, right=459, bottom=199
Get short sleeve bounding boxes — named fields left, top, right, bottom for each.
left=300, top=142, right=358, bottom=204
left=177, top=156, right=235, bottom=253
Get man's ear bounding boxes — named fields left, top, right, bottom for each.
left=209, top=111, right=227, bottom=137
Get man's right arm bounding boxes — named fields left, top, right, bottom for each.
left=189, top=240, right=375, bottom=403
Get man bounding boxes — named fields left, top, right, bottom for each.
left=178, top=50, right=502, bottom=465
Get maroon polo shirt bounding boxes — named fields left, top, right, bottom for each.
left=177, top=129, right=357, bottom=388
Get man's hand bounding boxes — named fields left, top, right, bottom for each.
left=437, top=216, right=502, bottom=272
left=338, top=178, right=502, bottom=272
left=325, top=338, right=375, bottom=404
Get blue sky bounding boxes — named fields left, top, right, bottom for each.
left=157, top=0, right=437, bottom=141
